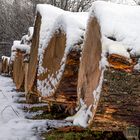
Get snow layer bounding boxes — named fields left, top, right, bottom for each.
left=0, top=75, right=71, bottom=140
left=11, top=26, right=34, bottom=61
left=21, top=27, right=34, bottom=45
left=109, top=0, right=137, bottom=5
left=66, top=102, right=92, bottom=128
left=37, top=4, right=88, bottom=61
left=36, top=4, right=88, bottom=97
left=11, top=44, right=30, bottom=61
left=90, top=1, right=140, bottom=58
left=2, top=56, right=10, bottom=64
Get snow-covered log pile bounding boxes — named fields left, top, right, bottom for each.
left=26, top=4, right=88, bottom=112
left=71, top=1, right=140, bottom=130
left=0, top=56, right=10, bottom=75
left=11, top=27, right=33, bottom=91
left=4, top=0, right=140, bottom=131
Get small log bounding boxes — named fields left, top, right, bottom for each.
left=26, top=92, right=39, bottom=104
left=108, top=54, right=136, bottom=72
left=13, top=51, right=25, bottom=91
left=1, top=56, right=10, bottom=75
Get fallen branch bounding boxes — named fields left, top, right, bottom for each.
left=1, top=105, right=20, bottom=118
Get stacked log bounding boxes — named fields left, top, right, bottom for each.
left=25, top=5, right=88, bottom=112
left=1, top=56, right=10, bottom=75
left=7, top=2, right=140, bottom=132
left=40, top=45, right=81, bottom=114
left=11, top=27, right=33, bottom=91
left=26, top=26, right=82, bottom=112
left=76, top=11, right=140, bottom=130
left=12, top=49, right=26, bottom=91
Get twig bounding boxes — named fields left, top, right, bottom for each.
left=0, top=89, right=8, bottom=100
left=1, top=105, right=20, bottom=118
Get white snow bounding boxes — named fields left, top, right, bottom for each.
left=11, top=27, right=34, bottom=61
left=91, top=69, right=104, bottom=119
left=90, top=1, right=140, bottom=58
left=0, top=75, right=71, bottom=140
left=68, top=69, right=105, bottom=128
left=11, top=40, right=21, bottom=61
left=66, top=104, right=92, bottom=128
left=37, top=4, right=88, bottom=54
left=11, top=44, right=30, bottom=61
left=13, top=44, right=30, bottom=53
left=102, top=37, right=131, bottom=58
left=21, top=27, right=34, bottom=45
left=1, top=56, right=10, bottom=64
left=109, top=0, right=137, bottom=5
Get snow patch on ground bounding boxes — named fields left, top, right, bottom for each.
left=0, top=75, right=71, bottom=140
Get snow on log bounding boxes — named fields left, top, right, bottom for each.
left=71, top=1, right=140, bottom=130
left=1, top=56, right=10, bottom=75
left=11, top=28, right=32, bottom=91
left=26, top=5, right=64, bottom=97
left=26, top=4, right=88, bottom=108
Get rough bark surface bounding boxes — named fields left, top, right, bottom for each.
left=55, top=48, right=81, bottom=101
left=42, top=47, right=81, bottom=115
left=91, top=68, right=140, bottom=131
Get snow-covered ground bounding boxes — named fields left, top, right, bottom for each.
left=0, top=75, right=71, bottom=140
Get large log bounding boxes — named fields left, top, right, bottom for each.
left=25, top=5, right=87, bottom=108
left=37, top=29, right=81, bottom=113
left=77, top=17, right=140, bottom=130
left=26, top=19, right=83, bottom=112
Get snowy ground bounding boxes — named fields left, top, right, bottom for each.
left=0, top=75, right=71, bottom=140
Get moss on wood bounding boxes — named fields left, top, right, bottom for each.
left=41, top=126, right=127, bottom=140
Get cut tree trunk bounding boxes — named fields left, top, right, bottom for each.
left=77, top=17, right=140, bottom=131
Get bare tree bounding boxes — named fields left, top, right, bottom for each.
left=0, top=0, right=34, bottom=42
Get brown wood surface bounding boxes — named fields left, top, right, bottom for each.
left=26, top=12, right=41, bottom=93
left=77, top=17, right=102, bottom=107
left=13, top=51, right=25, bottom=90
